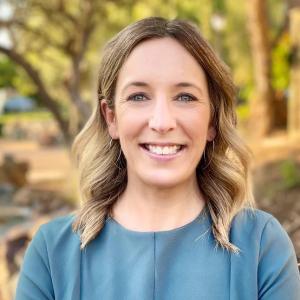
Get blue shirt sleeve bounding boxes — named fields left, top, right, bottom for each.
left=258, top=217, right=300, bottom=299
left=15, top=227, right=54, bottom=300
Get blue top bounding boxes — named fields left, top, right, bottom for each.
left=15, top=206, right=300, bottom=300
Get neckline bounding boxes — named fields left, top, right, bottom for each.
left=106, top=204, right=210, bottom=236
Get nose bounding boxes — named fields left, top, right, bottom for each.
left=148, top=97, right=177, bottom=133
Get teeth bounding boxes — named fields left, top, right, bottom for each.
left=147, top=145, right=181, bottom=155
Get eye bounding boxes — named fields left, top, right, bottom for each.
left=127, top=93, right=148, bottom=101
left=177, top=93, right=197, bottom=102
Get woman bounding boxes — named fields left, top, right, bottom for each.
left=15, top=17, right=300, bottom=300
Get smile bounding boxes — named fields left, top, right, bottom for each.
left=141, top=144, right=184, bottom=155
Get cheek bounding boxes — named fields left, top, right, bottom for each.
left=115, top=111, right=146, bottom=144
left=179, top=111, right=210, bottom=140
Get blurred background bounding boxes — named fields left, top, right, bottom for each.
left=0, top=0, right=300, bottom=299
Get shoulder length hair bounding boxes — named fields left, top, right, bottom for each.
left=72, top=16, right=255, bottom=253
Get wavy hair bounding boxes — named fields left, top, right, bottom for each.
left=72, top=16, right=255, bottom=253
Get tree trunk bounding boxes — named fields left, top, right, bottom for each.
left=288, top=8, right=300, bottom=137
left=246, top=0, right=276, bottom=137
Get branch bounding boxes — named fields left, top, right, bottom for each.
left=0, top=46, right=71, bottom=143
left=64, top=3, right=95, bottom=122
left=32, top=2, right=77, bottom=31
left=1, top=17, right=68, bottom=52
left=0, top=20, right=14, bottom=27
left=16, top=20, right=66, bottom=51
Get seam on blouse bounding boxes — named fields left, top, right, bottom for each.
left=40, top=227, right=55, bottom=300
left=257, top=216, right=274, bottom=298
left=79, top=245, right=82, bottom=300
left=229, top=221, right=233, bottom=300
left=22, top=271, right=51, bottom=299
left=258, top=217, right=273, bottom=262
left=229, top=245, right=231, bottom=300
left=153, top=233, right=156, bottom=300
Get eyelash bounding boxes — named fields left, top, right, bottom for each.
left=176, top=93, right=197, bottom=102
left=126, top=93, right=197, bottom=102
left=127, top=93, right=147, bottom=101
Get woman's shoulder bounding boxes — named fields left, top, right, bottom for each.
left=231, top=206, right=281, bottom=235
left=233, top=205, right=292, bottom=236
left=39, top=212, right=76, bottom=234
left=33, top=212, right=80, bottom=251
left=229, top=209, right=300, bottom=298
left=230, top=207, right=295, bottom=258
left=16, top=213, right=82, bottom=299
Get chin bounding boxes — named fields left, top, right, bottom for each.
left=141, top=172, right=191, bottom=189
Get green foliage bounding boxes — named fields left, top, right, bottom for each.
left=213, top=0, right=225, bottom=12
left=1, top=0, right=293, bottom=133
left=223, top=0, right=253, bottom=89
left=0, top=111, right=52, bottom=124
left=279, top=159, right=300, bottom=189
left=12, top=67, right=37, bottom=96
left=271, top=33, right=290, bottom=91
left=0, top=57, right=17, bottom=88
left=267, top=0, right=287, bottom=39
left=0, top=57, right=37, bottom=97
left=236, top=104, right=250, bottom=122
left=267, top=0, right=290, bottom=92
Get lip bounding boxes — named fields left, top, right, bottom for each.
left=139, top=143, right=186, bottom=161
left=141, top=142, right=184, bottom=147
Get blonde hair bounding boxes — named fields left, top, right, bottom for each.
left=72, top=17, right=255, bottom=253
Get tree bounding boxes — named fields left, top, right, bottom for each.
left=0, top=0, right=217, bottom=144
left=289, top=7, right=300, bottom=136
left=4, top=0, right=291, bottom=142
left=246, top=0, right=276, bottom=137
left=246, top=0, right=300, bottom=137
left=0, top=0, right=118, bottom=144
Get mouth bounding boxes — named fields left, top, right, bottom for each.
left=140, top=143, right=185, bottom=155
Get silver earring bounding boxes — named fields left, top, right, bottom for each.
left=116, top=146, right=122, bottom=162
left=109, top=138, right=124, bottom=170
left=202, top=140, right=215, bottom=170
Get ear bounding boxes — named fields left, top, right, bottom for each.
left=100, top=99, right=119, bottom=139
left=207, top=126, right=216, bottom=142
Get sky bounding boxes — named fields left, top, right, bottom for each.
left=0, top=0, right=13, bottom=48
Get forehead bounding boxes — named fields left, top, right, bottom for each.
left=115, top=37, right=208, bottom=92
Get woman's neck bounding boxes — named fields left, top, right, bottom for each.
left=111, top=176, right=206, bottom=232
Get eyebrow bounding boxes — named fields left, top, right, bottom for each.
left=122, top=81, right=149, bottom=93
left=174, top=82, right=204, bottom=94
left=121, top=81, right=204, bottom=95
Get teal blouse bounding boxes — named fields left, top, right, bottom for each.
left=15, top=206, right=300, bottom=299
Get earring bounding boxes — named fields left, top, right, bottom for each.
left=109, top=137, right=124, bottom=170
left=202, top=140, right=215, bottom=170
left=109, top=138, right=113, bottom=148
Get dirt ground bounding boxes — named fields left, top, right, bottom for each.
left=0, top=139, right=72, bottom=192
left=1, top=133, right=300, bottom=256
left=249, top=133, right=300, bottom=257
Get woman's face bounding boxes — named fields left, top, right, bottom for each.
left=102, top=37, right=216, bottom=188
